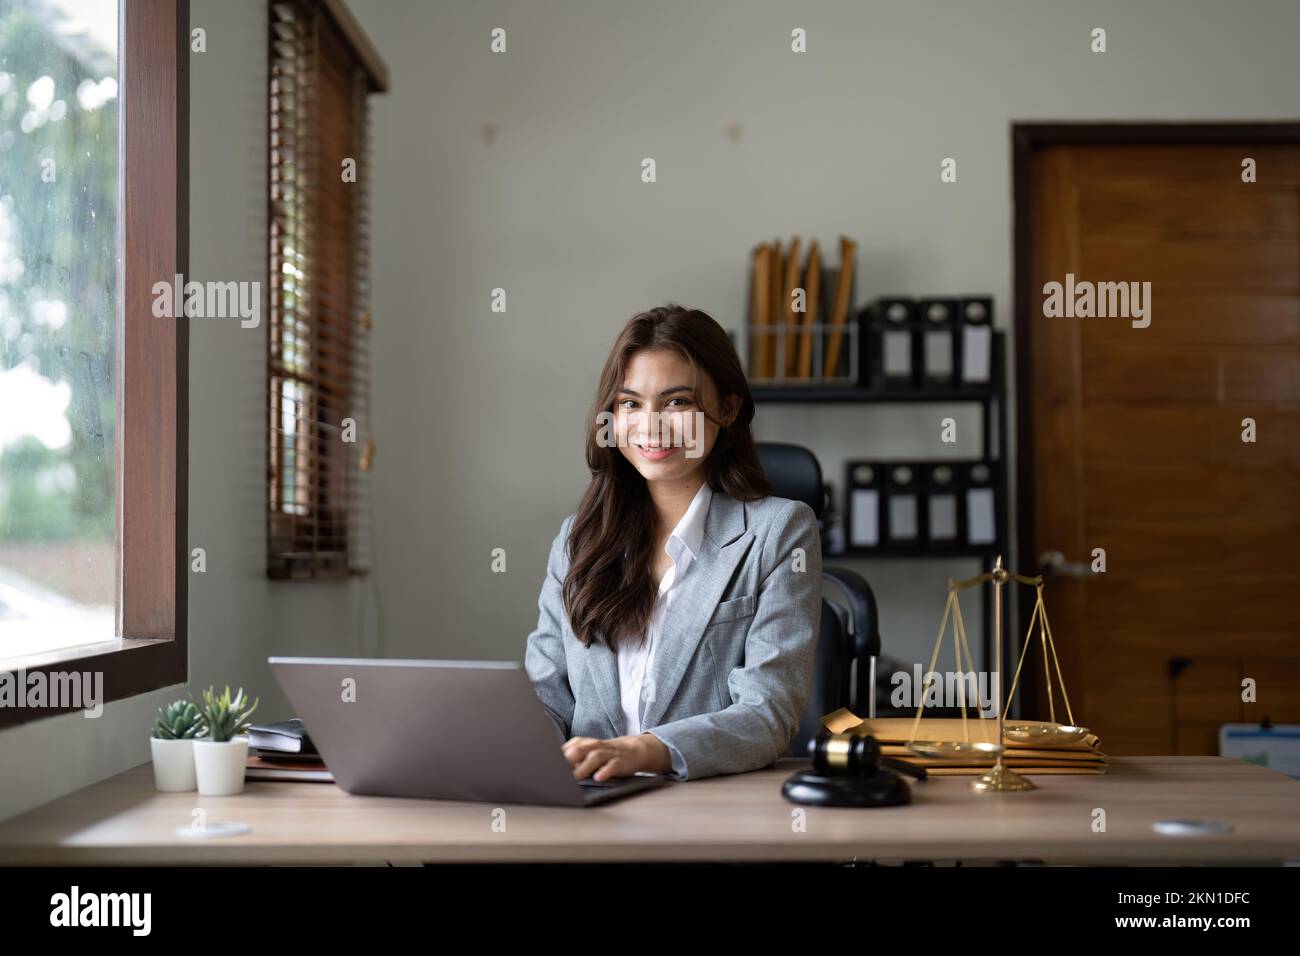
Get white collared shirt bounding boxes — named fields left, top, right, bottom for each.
left=618, top=481, right=713, bottom=779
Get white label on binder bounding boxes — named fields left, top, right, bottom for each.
left=889, top=495, right=918, bottom=541
left=929, top=494, right=958, bottom=540
left=962, top=325, right=992, bottom=383
left=924, top=330, right=953, bottom=380
left=883, top=330, right=912, bottom=378
left=850, top=489, right=879, bottom=546
left=967, top=487, right=996, bottom=544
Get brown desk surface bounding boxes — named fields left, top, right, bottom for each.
left=1, top=756, right=1297, bottom=865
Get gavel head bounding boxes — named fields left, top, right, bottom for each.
left=807, top=730, right=883, bottom=776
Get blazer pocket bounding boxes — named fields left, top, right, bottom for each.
left=707, top=594, right=756, bottom=626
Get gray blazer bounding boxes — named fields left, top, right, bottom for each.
left=524, top=490, right=823, bottom=780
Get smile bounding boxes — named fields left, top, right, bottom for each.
left=635, top=444, right=678, bottom=460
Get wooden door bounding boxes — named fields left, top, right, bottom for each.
left=1022, top=139, right=1300, bottom=755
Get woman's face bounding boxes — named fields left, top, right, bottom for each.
left=613, top=348, right=736, bottom=486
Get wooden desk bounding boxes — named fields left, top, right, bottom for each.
left=1, top=757, right=1297, bottom=865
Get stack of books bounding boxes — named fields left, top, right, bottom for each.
left=821, top=709, right=1108, bottom=775
left=245, top=718, right=334, bottom=783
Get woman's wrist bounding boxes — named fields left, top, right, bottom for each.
left=637, top=732, right=673, bottom=773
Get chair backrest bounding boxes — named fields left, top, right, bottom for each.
left=790, top=600, right=852, bottom=755
left=756, top=441, right=824, bottom=518
left=756, top=442, right=881, bottom=757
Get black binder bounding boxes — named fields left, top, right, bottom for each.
left=918, top=297, right=961, bottom=386
left=844, top=461, right=883, bottom=549
left=964, top=461, right=999, bottom=546
left=925, top=463, right=962, bottom=545
left=884, top=463, right=923, bottom=548
left=959, top=297, right=994, bottom=384
left=869, top=297, right=919, bottom=389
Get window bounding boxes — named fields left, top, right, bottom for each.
left=268, top=0, right=384, bottom=579
left=0, top=0, right=118, bottom=659
left=0, top=0, right=186, bottom=727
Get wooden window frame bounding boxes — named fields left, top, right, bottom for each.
left=0, top=0, right=190, bottom=729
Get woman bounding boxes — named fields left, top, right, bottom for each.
left=524, top=303, right=823, bottom=782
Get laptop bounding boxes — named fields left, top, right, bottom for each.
left=268, top=657, right=670, bottom=807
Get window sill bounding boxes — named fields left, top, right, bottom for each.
left=0, top=607, right=116, bottom=666
left=0, top=636, right=184, bottom=731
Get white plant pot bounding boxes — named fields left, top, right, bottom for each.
left=150, top=737, right=197, bottom=792
left=193, top=737, right=250, bottom=796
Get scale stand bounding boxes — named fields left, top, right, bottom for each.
left=905, top=555, right=1085, bottom=793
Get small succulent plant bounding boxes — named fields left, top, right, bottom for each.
left=152, top=699, right=206, bottom=740
left=197, top=685, right=260, bottom=742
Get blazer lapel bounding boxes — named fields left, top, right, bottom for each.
left=582, top=490, right=753, bottom=736
left=582, top=638, right=625, bottom=736
left=641, top=490, right=751, bottom=728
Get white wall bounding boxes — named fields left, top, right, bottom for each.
left=344, top=0, right=1300, bottom=674
left=4, top=0, right=1299, bottom=822
left=0, top=0, right=362, bottom=822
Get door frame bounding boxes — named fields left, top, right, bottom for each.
left=1010, top=121, right=1300, bottom=717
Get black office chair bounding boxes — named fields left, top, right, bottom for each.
left=756, top=442, right=882, bottom=756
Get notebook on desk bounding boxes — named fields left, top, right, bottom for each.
left=247, top=718, right=317, bottom=755
left=245, top=754, right=333, bottom=783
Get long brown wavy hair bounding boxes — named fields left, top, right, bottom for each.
left=562, top=303, right=772, bottom=652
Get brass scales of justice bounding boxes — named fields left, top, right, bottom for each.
left=904, top=555, right=1089, bottom=792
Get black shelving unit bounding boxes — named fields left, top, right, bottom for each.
left=753, top=331, right=1012, bottom=699
left=749, top=384, right=997, bottom=404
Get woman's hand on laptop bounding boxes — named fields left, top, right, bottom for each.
left=563, top=733, right=672, bottom=781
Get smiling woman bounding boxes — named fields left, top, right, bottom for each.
left=568, top=305, right=771, bottom=656
left=524, top=303, right=824, bottom=783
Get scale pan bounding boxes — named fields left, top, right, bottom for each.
left=906, top=740, right=1004, bottom=759
left=1003, top=723, right=1090, bottom=745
